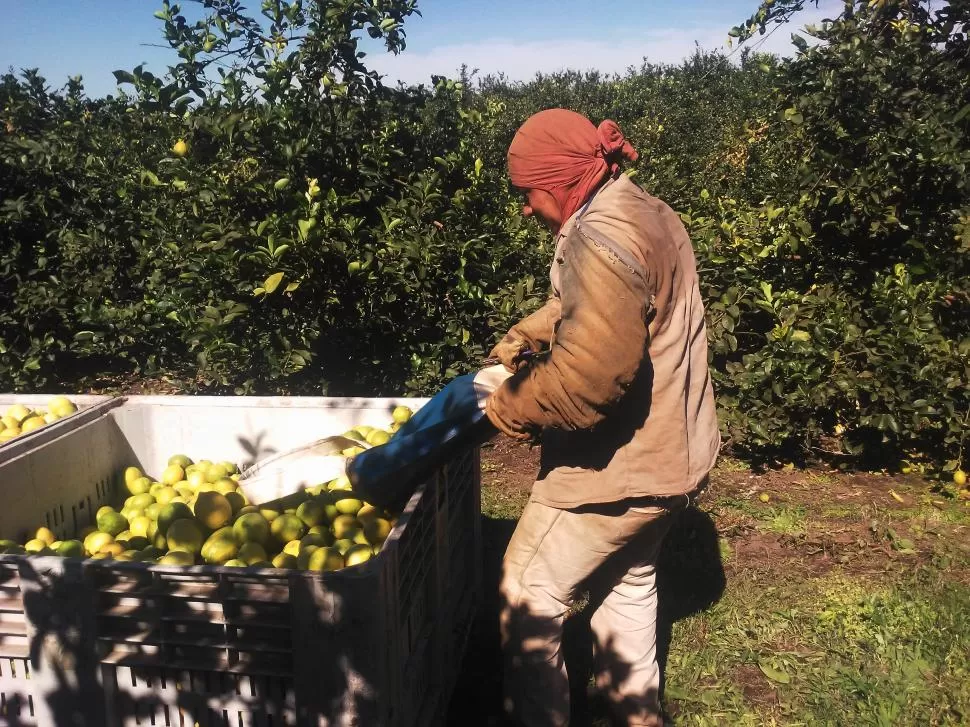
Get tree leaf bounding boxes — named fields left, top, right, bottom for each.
left=758, top=660, right=791, bottom=684
left=263, top=272, right=284, bottom=294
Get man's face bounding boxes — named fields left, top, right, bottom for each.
left=520, top=188, right=562, bottom=233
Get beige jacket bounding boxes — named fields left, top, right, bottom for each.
left=486, top=174, right=720, bottom=506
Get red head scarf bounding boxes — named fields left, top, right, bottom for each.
left=507, top=109, right=639, bottom=222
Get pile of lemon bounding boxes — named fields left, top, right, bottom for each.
left=0, top=397, right=79, bottom=443
left=0, top=406, right=414, bottom=572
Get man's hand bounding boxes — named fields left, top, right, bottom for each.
left=488, top=336, right=531, bottom=373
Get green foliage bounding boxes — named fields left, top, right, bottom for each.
left=0, top=0, right=967, bottom=469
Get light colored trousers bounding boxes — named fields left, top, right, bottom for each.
left=499, top=497, right=676, bottom=727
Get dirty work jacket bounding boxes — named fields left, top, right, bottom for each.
left=486, top=173, right=720, bottom=506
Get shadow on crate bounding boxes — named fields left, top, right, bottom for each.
left=447, top=506, right=725, bottom=726
left=7, top=559, right=383, bottom=727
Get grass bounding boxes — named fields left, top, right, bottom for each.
left=469, top=468, right=970, bottom=726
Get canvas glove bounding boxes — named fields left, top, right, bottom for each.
left=487, top=335, right=531, bottom=373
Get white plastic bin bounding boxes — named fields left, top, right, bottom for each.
left=0, top=393, right=120, bottom=464
left=0, top=395, right=482, bottom=727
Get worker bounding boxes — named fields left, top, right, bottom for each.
left=485, top=108, right=720, bottom=727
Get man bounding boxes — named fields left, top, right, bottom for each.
left=484, top=109, right=720, bottom=727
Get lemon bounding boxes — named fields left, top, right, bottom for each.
left=271, top=514, right=306, bottom=544
left=20, top=416, right=46, bottom=433
left=296, top=499, right=327, bottom=527
left=193, top=491, right=233, bottom=530
left=328, top=475, right=353, bottom=492
left=154, top=486, right=178, bottom=505
left=363, top=518, right=392, bottom=544
left=272, top=553, right=298, bottom=569
left=168, top=454, right=193, bottom=469
left=331, top=515, right=360, bottom=540
left=223, top=559, right=248, bottom=567
left=225, top=491, right=247, bottom=514
left=24, top=538, right=48, bottom=553
left=166, top=519, right=204, bottom=555
left=333, top=494, right=363, bottom=517
left=157, top=501, right=193, bottom=536
left=955, top=470, right=967, bottom=488
left=43, top=412, right=59, bottom=424
left=127, top=476, right=153, bottom=496
left=283, top=539, right=302, bottom=557
left=126, top=493, right=155, bottom=510
left=124, top=466, right=144, bottom=485
left=101, top=542, right=125, bottom=557
left=206, top=463, right=231, bottom=482
left=202, top=529, right=239, bottom=564
left=332, top=538, right=354, bottom=555
left=187, top=470, right=208, bottom=489
left=84, top=531, right=114, bottom=555
left=341, top=446, right=366, bottom=457
left=391, top=405, right=413, bottom=424
left=307, top=546, right=345, bottom=572
left=344, top=544, right=375, bottom=567
left=97, top=511, right=129, bottom=537
left=161, top=464, right=185, bottom=485
left=0, top=429, right=20, bottom=443
left=213, top=478, right=237, bottom=495
left=759, top=493, right=770, bottom=503
left=365, top=430, right=391, bottom=446
left=56, top=540, right=85, bottom=558
left=342, top=430, right=366, bottom=442
left=354, top=425, right=374, bottom=437
left=129, top=516, right=152, bottom=538
left=158, top=551, right=195, bottom=566
left=233, top=513, right=270, bottom=545
left=35, top=526, right=56, bottom=546
left=260, top=508, right=280, bottom=523
left=5, top=404, right=31, bottom=424
left=237, top=542, right=268, bottom=565
left=172, top=139, right=189, bottom=157
left=300, top=532, right=332, bottom=551
left=47, top=396, right=78, bottom=418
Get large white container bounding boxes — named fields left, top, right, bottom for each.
left=0, top=395, right=482, bottom=727
left=0, top=393, right=119, bottom=464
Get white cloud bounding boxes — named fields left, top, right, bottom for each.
left=368, top=2, right=842, bottom=86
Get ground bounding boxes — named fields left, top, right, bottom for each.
left=447, top=439, right=970, bottom=726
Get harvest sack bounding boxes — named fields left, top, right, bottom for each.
left=348, top=365, right=512, bottom=511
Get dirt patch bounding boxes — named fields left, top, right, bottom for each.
left=734, top=663, right=779, bottom=708
left=480, top=437, right=540, bottom=492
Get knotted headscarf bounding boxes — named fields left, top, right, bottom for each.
left=507, top=109, right=639, bottom=222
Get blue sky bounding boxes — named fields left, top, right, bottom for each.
left=0, top=0, right=840, bottom=97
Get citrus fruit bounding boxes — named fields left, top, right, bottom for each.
left=363, top=518, right=392, bottom=544
left=344, top=544, right=375, bottom=567
left=307, top=546, right=345, bottom=572
left=193, top=491, right=233, bottom=530
left=206, top=463, right=230, bottom=482
left=365, top=430, right=391, bottom=446
left=272, top=552, right=298, bottom=569
left=161, top=464, right=185, bottom=485
left=156, top=502, right=193, bottom=536
left=166, top=519, right=204, bottom=555
left=332, top=515, right=360, bottom=540
left=213, top=478, right=237, bottom=495
left=159, top=551, right=195, bottom=566
left=129, top=516, right=152, bottom=538
left=333, top=494, right=363, bottom=517
left=296, top=499, right=327, bottom=527
left=233, top=513, right=270, bottom=545
left=342, top=430, right=366, bottom=442
left=35, top=527, right=56, bottom=546
left=955, top=470, right=967, bottom=488
left=56, top=540, right=84, bottom=558
left=271, top=514, right=306, bottom=544
left=97, top=511, right=129, bottom=537
left=47, top=396, right=77, bottom=418
left=223, top=559, right=248, bottom=567
left=167, top=453, right=193, bottom=468
left=283, top=539, right=301, bottom=557
left=5, top=404, right=31, bottom=423
left=391, top=405, right=413, bottom=424
left=127, top=476, right=152, bottom=496
left=201, top=530, right=239, bottom=564
left=84, top=531, right=114, bottom=555
left=237, top=542, right=268, bottom=565
left=354, top=425, right=374, bottom=437
left=187, top=470, right=208, bottom=489
left=333, top=538, right=354, bottom=555
left=24, top=539, right=48, bottom=553
left=328, top=475, right=353, bottom=492
left=20, top=416, right=46, bottom=433
left=172, top=139, right=188, bottom=157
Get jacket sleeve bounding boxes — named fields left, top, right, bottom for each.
left=485, top=231, right=652, bottom=438
left=498, top=297, right=562, bottom=352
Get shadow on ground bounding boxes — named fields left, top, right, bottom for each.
left=447, top=505, right=725, bottom=726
